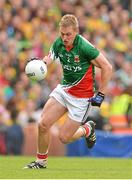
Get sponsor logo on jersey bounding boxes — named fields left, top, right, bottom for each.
left=63, top=65, right=82, bottom=72
left=74, top=55, right=80, bottom=62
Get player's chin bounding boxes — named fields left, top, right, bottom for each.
left=64, top=41, right=68, bottom=46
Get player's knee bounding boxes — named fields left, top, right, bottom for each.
left=59, top=133, right=70, bottom=144
left=38, top=121, right=50, bottom=133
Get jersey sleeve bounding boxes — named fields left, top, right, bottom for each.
left=82, top=38, right=100, bottom=61
left=48, top=39, right=59, bottom=61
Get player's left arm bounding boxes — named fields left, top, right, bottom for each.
left=89, top=52, right=113, bottom=107
left=91, top=52, right=113, bottom=94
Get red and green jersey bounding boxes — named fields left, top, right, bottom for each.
left=49, top=34, right=100, bottom=98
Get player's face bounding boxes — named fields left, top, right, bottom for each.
left=60, top=26, right=77, bottom=47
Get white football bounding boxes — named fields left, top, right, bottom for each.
left=25, top=60, right=47, bottom=81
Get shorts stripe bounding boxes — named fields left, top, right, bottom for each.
left=81, top=102, right=91, bottom=125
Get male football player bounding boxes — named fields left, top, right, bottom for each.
left=24, top=14, right=112, bottom=169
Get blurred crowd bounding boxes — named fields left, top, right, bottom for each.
left=0, top=0, right=132, bottom=155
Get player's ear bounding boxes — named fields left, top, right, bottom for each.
left=75, top=27, right=79, bottom=34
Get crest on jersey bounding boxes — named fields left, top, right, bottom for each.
left=74, top=55, right=80, bottom=63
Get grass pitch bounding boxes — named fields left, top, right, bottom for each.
left=0, top=156, right=132, bottom=179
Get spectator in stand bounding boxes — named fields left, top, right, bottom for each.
left=6, top=110, right=24, bottom=155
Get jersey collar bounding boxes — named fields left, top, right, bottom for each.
left=65, top=45, right=73, bottom=52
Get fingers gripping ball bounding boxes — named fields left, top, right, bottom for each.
left=25, top=59, right=47, bottom=81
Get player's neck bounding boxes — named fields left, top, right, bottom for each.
left=65, top=44, right=73, bottom=52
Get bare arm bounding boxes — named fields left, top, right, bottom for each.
left=43, top=56, right=53, bottom=65
left=91, top=53, right=113, bottom=94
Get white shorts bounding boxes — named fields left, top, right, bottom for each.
left=49, top=84, right=92, bottom=123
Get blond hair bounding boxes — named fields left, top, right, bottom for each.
left=59, top=14, right=79, bottom=31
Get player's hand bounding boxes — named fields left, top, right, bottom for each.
left=89, top=92, right=105, bottom=107
left=43, top=56, right=52, bottom=65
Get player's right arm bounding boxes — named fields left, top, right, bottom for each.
left=43, top=38, right=60, bottom=65
left=43, top=54, right=52, bottom=65
left=27, top=39, right=59, bottom=66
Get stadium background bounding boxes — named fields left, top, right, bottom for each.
left=0, top=0, right=132, bottom=157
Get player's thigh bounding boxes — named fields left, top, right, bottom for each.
left=59, top=117, right=80, bottom=143
left=40, top=97, right=67, bottom=128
